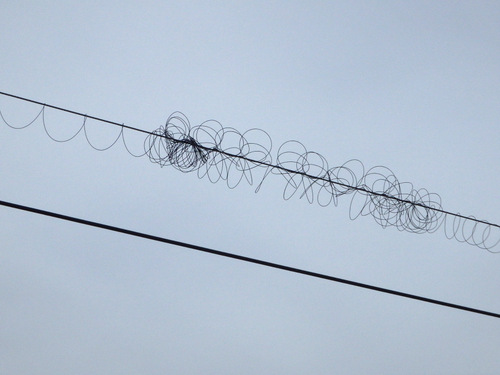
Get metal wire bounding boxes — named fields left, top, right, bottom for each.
left=1, top=92, right=498, bottom=252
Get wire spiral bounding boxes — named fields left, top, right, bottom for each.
left=144, top=112, right=499, bottom=251
left=1, top=96, right=498, bottom=252
left=145, top=112, right=273, bottom=188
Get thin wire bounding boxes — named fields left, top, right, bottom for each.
left=1, top=91, right=497, bottom=232
left=0, top=198, right=498, bottom=319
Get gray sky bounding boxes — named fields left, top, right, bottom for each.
left=1, top=1, right=499, bottom=374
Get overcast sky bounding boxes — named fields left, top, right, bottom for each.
left=1, top=1, right=499, bottom=374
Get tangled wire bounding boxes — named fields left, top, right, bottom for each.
left=144, top=112, right=499, bottom=251
left=1, top=96, right=498, bottom=252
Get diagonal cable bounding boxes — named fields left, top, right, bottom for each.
left=0, top=198, right=498, bottom=319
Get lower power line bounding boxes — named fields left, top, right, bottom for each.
left=0, top=198, right=498, bottom=319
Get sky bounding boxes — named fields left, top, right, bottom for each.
left=1, top=1, right=499, bottom=374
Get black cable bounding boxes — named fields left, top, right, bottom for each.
left=0, top=91, right=151, bottom=136
left=0, top=91, right=498, bottom=252
left=0, top=198, right=498, bottom=319
left=0, top=91, right=497, bottom=230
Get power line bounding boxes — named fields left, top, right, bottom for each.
left=1, top=198, right=498, bottom=319
left=0, top=91, right=498, bottom=232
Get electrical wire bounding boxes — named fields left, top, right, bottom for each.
left=0, top=91, right=498, bottom=251
left=0, top=198, right=498, bottom=319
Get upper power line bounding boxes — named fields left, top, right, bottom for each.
left=0, top=91, right=498, bottom=251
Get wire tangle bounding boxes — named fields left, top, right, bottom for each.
left=144, top=113, right=499, bottom=252
left=1, top=93, right=498, bottom=252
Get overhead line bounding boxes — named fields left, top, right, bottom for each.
left=1, top=198, right=498, bottom=319
left=0, top=91, right=150, bottom=136
left=0, top=91, right=498, bottom=230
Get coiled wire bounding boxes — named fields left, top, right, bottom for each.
left=1, top=101, right=498, bottom=252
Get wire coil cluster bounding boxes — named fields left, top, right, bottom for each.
left=1, top=100, right=498, bottom=252
left=145, top=112, right=499, bottom=251
left=145, top=112, right=273, bottom=187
